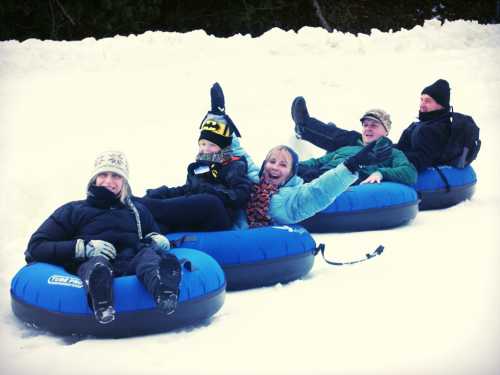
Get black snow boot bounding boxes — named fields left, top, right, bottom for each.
left=154, top=255, right=182, bottom=315
left=291, top=96, right=310, bottom=139
left=86, top=262, right=115, bottom=324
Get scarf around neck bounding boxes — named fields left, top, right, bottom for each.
left=196, top=147, right=233, bottom=164
left=246, top=180, right=279, bottom=228
left=87, top=185, right=122, bottom=208
left=418, top=108, right=450, bottom=122
left=86, top=185, right=143, bottom=239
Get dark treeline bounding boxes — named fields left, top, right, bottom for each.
left=1, top=0, right=498, bottom=41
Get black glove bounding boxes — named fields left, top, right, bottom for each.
left=297, top=164, right=323, bottom=182
left=344, top=140, right=392, bottom=173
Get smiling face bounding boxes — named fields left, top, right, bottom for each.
left=198, top=139, right=222, bottom=154
left=361, top=119, right=388, bottom=144
left=419, top=94, right=444, bottom=113
left=261, top=148, right=293, bottom=187
left=95, top=172, right=124, bottom=195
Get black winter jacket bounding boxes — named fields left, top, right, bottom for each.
left=145, top=156, right=252, bottom=210
left=25, top=186, right=159, bottom=269
left=396, top=109, right=452, bottom=171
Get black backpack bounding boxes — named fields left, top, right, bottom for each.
left=440, top=112, right=481, bottom=168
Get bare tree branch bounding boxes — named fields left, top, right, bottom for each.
left=48, top=0, right=56, bottom=39
left=54, top=0, right=76, bottom=26
left=312, top=0, right=333, bottom=32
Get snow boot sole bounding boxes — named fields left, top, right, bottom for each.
left=88, top=263, right=115, bottom=324
left=155, top=255, right=181, bottom=315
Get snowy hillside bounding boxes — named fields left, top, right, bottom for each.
left=1, top=19, right=499, bottom=375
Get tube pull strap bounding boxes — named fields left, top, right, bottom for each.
left=314, top=244, right=384, bottom=266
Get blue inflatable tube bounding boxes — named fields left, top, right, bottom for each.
left=167, top=225, right=317, bottom=291
left=415, top=165, right=477, bottom=210
left=300, top=182, right=419, bottom=233
left=10, top=248, right=225, bottom=338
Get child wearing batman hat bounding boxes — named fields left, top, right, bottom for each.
left=138, top=83, right=252, bottom=232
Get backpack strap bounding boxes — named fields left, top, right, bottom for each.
left=314, top=243, right=384, bottom=266
left=433, top=166, right=451, bottom=193
left=448, top=112, right=467, bottom=168
left=449, top=112, right=481, bottom=167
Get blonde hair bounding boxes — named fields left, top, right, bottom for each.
left=264, top=145, right=293, bottom=164
left=260, top=145, right=295, bottom=186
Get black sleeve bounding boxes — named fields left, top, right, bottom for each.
left=200, top=160, right=253, bottom=209
left=297, top=164, right=325, bottom=183
left=25, top=203, right=80, bottom=264
left=396, top=124, right=414, bottom=152
left=144, top=184, right=189, bottom=199
left=400, top=125, right=446, bottom=171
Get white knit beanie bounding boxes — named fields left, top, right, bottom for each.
left=91, top=150, right=129, bottom=181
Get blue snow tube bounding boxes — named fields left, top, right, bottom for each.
left=10, top=248, right=225, bottom=338
left=167, top=225, right=317, bottom=291
left=416, top=165, right=477, bottom=210
left=300, top=182, right=419, bottom=233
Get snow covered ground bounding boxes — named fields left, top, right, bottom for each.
left=1, top=19, right=499, bottom=375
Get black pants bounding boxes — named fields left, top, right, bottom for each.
left=137, top=193, right=232, bottom=232
left=77, top=245, right=175, bottom=299
left=299, top=116, right=360, bottom=153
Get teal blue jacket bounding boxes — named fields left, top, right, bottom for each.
left=231, top=137, right=358, bottom=228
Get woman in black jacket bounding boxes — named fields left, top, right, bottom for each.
left=25, top=151, right=180, bottom=324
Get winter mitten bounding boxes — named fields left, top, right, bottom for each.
left=144, top=232, right=171, bottom=251
left=344, top=140, right=392, bottom=173
left=75, top=239, right=117, bottom=261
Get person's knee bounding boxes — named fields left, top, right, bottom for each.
left=194, top=193, right=231, bottom=230
left=195, top=193, right=225, bottom=213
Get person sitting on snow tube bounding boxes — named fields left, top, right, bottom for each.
left=137, top=86, right=253, bottom=232
left=24, top=151, right=181, bottom=325
left=292, top=79, right=480, bottom=172
left=292, top=104, right=417, bottom=186
left=208, top=83, right=392, bottom=228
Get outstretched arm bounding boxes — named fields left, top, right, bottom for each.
left=270, top=163, right=358, bottom=224
left=269, top=140, right=392, bottom=224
